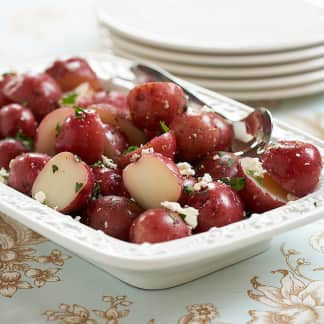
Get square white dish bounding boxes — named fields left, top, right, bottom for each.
left=0, top=53, right=324, bottom=289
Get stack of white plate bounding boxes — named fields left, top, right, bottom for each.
left=97, top=0, right=324, bottom=101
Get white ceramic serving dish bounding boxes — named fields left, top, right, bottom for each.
left=96, top=0, right=324, bottom=53
left=1, top=53, right=324, bottom=290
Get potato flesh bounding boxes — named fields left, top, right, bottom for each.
left=123, top=155, right=181, bottom=209
left=32, top=152, right=88, bottom=210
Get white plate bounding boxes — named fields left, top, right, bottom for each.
left=1, top=53, right=324, bottom=289
left=211, top=80, right=324, bottom=101
left=97, top=0, right=324, bottom=53
left=113, top=47, right=324, bottom=90
left=110, top=37, right=324, bottom=78
left=106, top=30, right=324, bottom=66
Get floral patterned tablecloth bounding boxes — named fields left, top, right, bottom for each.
left=1, top=1, right=324, bottom=323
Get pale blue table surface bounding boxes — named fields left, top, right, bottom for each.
left=1, top=1, right=324, bottom=323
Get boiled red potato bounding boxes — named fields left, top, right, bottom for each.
left=93, top=91, right=128, bottom=111
left=187, top=181, right=245, bottom=231
left=123, top=152, right=183, bottom=209
left=2, top=73, right=61, bottom=120
left=90, top=103, right=146, bottom=146
left=92, top=164, right=128, bottom=197
left=83, top=196, right=142, bottom=241
left=46, top=57, right=101, bottom=92
left=127, top=82, right=186, bottom=131
left=0, top=139, right=28, bottom=169
left=34, top=107, right=74, bottom=155
left=0, top=103, right=37, bottom=139
left=55, top=108, right=105, bottom=164
left=237, top=157, right=288, bottom=213
left=0, top=74, right=14, bottom=107
left=261, top=141, right=323, bottom=197
left=196, top=152, right=240, bottom=180
left=119, top=131, right=176, bottom=168
left=8, top=153, right=50, bottom=195
left=170, top=112, right=233, bottom=161
left=129, top=208, right=191, bottom=243
left=179, top=176, right=197, bottom=206
left=31, top=152, right=94, bottom=213
left=103, top=124, right=128, bottom=162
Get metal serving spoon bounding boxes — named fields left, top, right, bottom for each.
left=94, top=57, right=273, bottom=156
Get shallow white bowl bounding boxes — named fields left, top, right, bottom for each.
left=1, top=53, right=324, bottom=289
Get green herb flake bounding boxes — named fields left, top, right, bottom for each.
left=55, top=123, right=61, bottom=137
left=220, top=177, right=246, bottom=191
left=75, top=182, right=83, bottom=193
left=61, top=92, right=77, bottom=105
left=22, top=99, right=28, bottom=107
left=183, top=105, right=188, bottom=113
left=183, top=185, right=194, bottom=194
left=160, top=120, right=170, bottom=133
left=227, top=159, right=235, bottom=168
left=74, top=106, right=86, bottom=119
left=92, top=182, right=101, bottom=200
left=15, top=131, right=34, bottom=150
left=179, top=213, right=186, bottom=221
left=91, top=160, right=103, bottom=168
left=52, top=164, right=59, bottom=174
left=314, top=201, right=318, bottom=207
left=123, top=146, right=139, bottom=155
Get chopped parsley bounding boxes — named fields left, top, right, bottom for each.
left=220, top=177, right=246, bottom=191
left=15, top=131, right=34, bottom=150
left=74, top=106, right=85, bottom=119
left=123, top=146, right=139, bottom=155
left=91, top=160, right=104, bottom=168
left=227, top=159, right=235, bottom=168
left=75, top=182, right=83, bottom=193
left=22, top=99, right=28, bottom=107
left=61, top=92, right=77, bottom=105
left=92, top=182, right=101, bottom=200
left=179, top=213, right=186, bottom=221
left=55, top=123, right=61, bottom=137
left=183, top=185, right=194, bottom=194
left=160, top=120, right=170, bottom=133
left=52, top=164, right=59, bottom=174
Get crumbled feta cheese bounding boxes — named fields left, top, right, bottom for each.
left=233, top=121, right=254, bottom=143
left=212, top=154, right=220, bottom=160
left=130, top=153, right=141, bottom=162
left=0, top=168, right=9, bottom=184
left=245, top=158, right=266, bottom=177
left=102, top=155, right=117, bottom=169
left=161, top=201, right=198, bottom=229
left=287, top=193, right=298, bottom=201
left=296, top=153, right=301, bottom=157
left=34, top=191, right=46, bottom=204
left=74, top=216, right=81, bottom=222
left=177, top=162, right=195, bottom=176
left=142, top=147, right=154, bottom=154
left=193, top=173, right=213, bottom=191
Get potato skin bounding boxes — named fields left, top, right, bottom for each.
left=261, top=141, right=323, bottom=197
left=2, top=73, right=61, bottom=120
left=119, top=131, right=176, bottom=168
left=196, top=152, right=239, bottom=180
left=8, top=153, right=50, bottom=195
left=0, top=103, right=37, bottom=139
left=187, top=181, right=245, bottom=232
left=236, top=160, right=285, bottom=213
left=46, top=57, right=101, bottom=92
left=84, top=196, right=143, bottom=241
left=127, top=82, right=186, bottom=131
left=0, top=139, right=28, bottom=169
left=129, top=208, right=191, bottom=243
left=170, top=112, right=232, bottom=161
